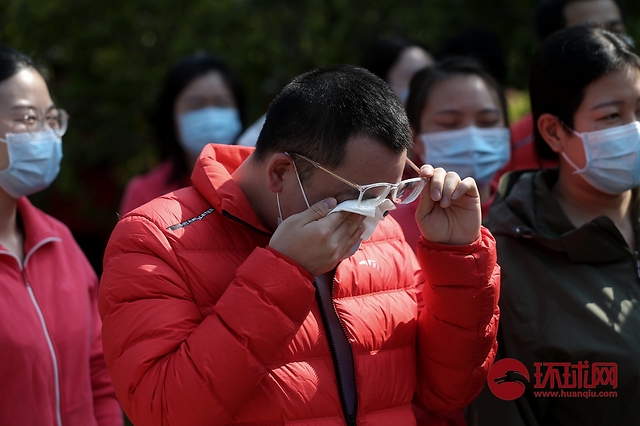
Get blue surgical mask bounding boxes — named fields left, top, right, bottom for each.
left=0, top=129, right=63, bottom=198
left=420, top=126, right=510, bottom=186
left=563, top=121, right=640, bottom=195
left=177, top=107, right=242, bottom=156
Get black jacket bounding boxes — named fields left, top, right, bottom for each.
left=467, top=169, right=640, bottom=426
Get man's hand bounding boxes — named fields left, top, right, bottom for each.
left=269, top=197, right=365, bottom=276
left=415, top=165, right=481, bottom=245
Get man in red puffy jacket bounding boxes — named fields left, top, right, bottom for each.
left=99, top=64, right=500, bottom=426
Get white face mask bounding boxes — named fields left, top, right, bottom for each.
left=420, top=126, right=510, bottom=186
left=0, top=129, right=63, bottom=198
left=562, top=121, right=640, bottom=195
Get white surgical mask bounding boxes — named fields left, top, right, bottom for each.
left=420, top=126, right=510, bottom=185
left=0, top=129, right=63, bottom=198
left=178, top=107, right=242, bottom=156
left=562, top=121, right=640, bottom=195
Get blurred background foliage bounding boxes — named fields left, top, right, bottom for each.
left=1, top=0, right=639, bottom=273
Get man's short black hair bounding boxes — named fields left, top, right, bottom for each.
left=254, top=64, right=413, bottom=176
left=533, top=0, right=627, bottom=41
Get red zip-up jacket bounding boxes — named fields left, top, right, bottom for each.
left=0, top=197, right=122, bottom=426
left=99, top=144, right=500, bottom=426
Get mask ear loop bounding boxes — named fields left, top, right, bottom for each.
left=558, top=120, right=588, bottom=174
left=286, top=153, right=311, bottom=208
left=276, top=192, right=284, bottom=225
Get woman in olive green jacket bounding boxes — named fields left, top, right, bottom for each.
left=468, top=26, right=640, bottom=426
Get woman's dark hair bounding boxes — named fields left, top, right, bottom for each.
left=151, top=52, right=245, bottom=185
left=359, top=35, right=429, bottom=82
left=435, top=28, right=508, bottom=85
left=405, top=56, right=509, bottom=134
left=530, top=25, right=640, bottom=160
left=0, top=45, right=38, bottom=84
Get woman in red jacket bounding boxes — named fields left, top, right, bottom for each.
left=390, top=57, right=511, bottom=252
left=119, top=53, right=245, bottom=216
left=0, top=45, right=122, bottom=426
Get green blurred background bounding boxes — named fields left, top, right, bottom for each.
left=1, top=0, right=639, bottom=276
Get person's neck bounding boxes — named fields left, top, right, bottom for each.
left=0, top=191, right=24, bottom=261
left=552, top=166, right=635, bottom=247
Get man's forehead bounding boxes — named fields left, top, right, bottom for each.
left=339, top=135, right=406, bottom=181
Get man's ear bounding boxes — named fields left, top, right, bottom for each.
left=265, top=153, right=293, bottom=193
left=537, top=113, right=570, bottom=154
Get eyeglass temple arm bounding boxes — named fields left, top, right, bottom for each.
left=405, top=157, right=423, bottom=174
left=291, top=152, right=365, bottom=191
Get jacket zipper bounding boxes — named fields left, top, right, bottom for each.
left=222, top=208, right=358, bottom=422
left=313, top=269, right=358, bottom=426
left=2, top=238, right=63, bottom=426
left=25, top=279, right=63, bottom=426
left=220, top=209, right=272, bottom=236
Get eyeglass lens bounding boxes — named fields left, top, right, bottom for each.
left=21, top=108, right=68, bottom=136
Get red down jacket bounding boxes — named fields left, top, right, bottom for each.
left=99, top=144, right=500, bottom=426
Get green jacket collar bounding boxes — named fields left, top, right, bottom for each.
left=485, top=168, right=640, bottom=263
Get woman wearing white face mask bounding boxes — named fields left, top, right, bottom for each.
left=467, top=25, right=640, bottom=426
left=389, top=57, right=510, bottom=253
left=119, top=53, right=245, bottom=216
left=0, top=46, right=122, bottom=425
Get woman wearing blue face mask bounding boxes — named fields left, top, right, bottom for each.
left=467, top=25, right=640, bottom=426
left=119, top=53, right=245, bottom=215
left=390, top=57, right=510, bottom=252
left=0, top=45, right=122, bottom=425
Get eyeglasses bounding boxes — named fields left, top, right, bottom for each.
left=289, top=152, right=426, bottom=208
left=6, top=107, right=69, bottom=137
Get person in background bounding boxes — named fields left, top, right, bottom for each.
left=359, top=35, right=434, bottom=105
left=505, top=0, right=630, bottom=177
left=435, top=28, right=508, bottom=87
left=468, top=25, right=640, bottom=425
left=119, top=52, right=245, bottom=215
left=390, top=57, right=510, bottom=252
left=0, top=45, right=122, bottom=426
left=99, top=64, right=499, bottom=426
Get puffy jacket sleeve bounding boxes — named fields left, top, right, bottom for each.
left=415, top=226, right=500, bottom=411
left=98, top=214, right=317, bottom=426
